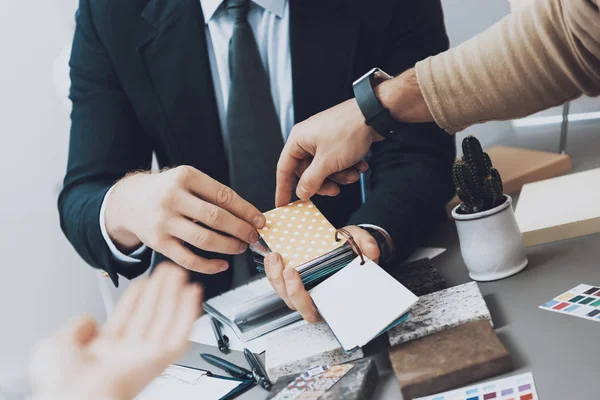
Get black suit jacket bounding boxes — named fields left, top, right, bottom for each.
left=59, top=0, right=455, bottom=298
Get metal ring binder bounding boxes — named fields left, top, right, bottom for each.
left=335, top=228, right=366, bottom=265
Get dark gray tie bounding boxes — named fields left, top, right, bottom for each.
left=225, top=0, right=284, bottom=213
left=225, top=0, right=284, bottom=283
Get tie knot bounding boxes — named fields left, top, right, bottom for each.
left=226, top=0, right=250, bottom=22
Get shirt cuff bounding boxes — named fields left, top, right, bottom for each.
left=357, top=224, right=395, bottom=262
left=100, top=186, right=147, bottom=263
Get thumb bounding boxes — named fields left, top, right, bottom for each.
left=343, top=225, right=380, bottom=263
left=296, top=156, right=334, bottom=200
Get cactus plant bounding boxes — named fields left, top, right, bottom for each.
left=453, top=136, right=504, bottom=214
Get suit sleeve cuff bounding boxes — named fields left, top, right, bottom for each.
left=99, top=186, right=147, bottom=263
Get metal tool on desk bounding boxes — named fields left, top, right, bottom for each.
left=211, top=317, right=230, bottom=354
left=244, top=348, right=272, bottom=391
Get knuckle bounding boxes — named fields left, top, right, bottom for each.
left=173, top=165, right=193, bottom=184
left=177, top=254, right=193, bottom=270
left=159, top=190, right=179, bottom=209
left=205, top=207, right=223, bottom=226
left=216, top=185, right=235, bottom=208
left=194, top=232, right=212, bottom=249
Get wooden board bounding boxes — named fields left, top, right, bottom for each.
left=389, top=320, right=512, bottom=400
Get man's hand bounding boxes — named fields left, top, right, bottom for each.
left=275, top=68, right=432, bottom=206
left=29, top=263, right=202, bottom=400
left=275, top=99, right=377, bottom=207
left=264, top=226, right=380, bottom=323
left=105, top=166, right=266, bottom=274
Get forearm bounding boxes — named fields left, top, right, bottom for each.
left=415, top=0, right=600, bottom=133
left=378, top=0, right=600, bottom=134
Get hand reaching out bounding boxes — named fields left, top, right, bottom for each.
left=275, top=68, right=432, bottom=207
left=29, top=263, right=202, bottom=400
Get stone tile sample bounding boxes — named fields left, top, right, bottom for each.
left=266, top=322, right=363, bottom=382
left=389, top=320, right=512, bottom=399
left=392, top=258, right=447, bottom=296
left=267, top=359, right=378, bottom=400
left=388, top=281, right=492, bottom=347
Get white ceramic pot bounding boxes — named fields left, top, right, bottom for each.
left=452, top=195, right=528, bottom=281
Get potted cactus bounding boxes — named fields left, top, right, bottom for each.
left=452, top=136, right=528, bottom=281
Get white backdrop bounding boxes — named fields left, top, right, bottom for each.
left=0, top=0, right=104, bottom=389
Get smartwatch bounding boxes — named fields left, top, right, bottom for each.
left=352, top=68, right=406, bottom=138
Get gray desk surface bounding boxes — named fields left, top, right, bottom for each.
left=180, top=122, right=600, bottom=399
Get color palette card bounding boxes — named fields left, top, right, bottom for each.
left=414, top=372, right=538, bottom=400
left=539, top=283, right=600, bottom=322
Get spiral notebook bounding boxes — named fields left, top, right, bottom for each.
left=250, top=199, right=356, bottom=284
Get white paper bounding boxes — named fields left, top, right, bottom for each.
left=402, top=247, right=446, bottom=265
left=137, top=366, right=241, bottom=400
left=310, top=257, right=419, bottom=351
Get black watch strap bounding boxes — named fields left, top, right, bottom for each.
left=353, top=69, right=406, bottom=138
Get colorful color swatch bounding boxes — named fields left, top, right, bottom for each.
left=414, top=372, right=538, bottom=400
left=540, top=283, right=600, bottom=322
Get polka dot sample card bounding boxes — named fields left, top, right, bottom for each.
left=258, top=199, right=345, bottom=269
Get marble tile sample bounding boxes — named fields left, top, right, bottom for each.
left=266, top=322, right=364, bottom=382
left=388, top=281, right=492, bottom=347
left=267, top=359, right=379, bottom=400
left=390, top=320, right=512, bottom=399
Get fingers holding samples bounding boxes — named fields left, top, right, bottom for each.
left=176, top=166, right=265, bottom=229
left=175, top=193, right=260, bottom=246
left=264, top=252, right=293, bottom=309
left=343, top=225, right=381, bottom=263
left=165, top=216, right=249, bottom=255
left=160, top=240, right=228, bottom=274
left=275, top=137, right=311, bottom=207
left=283, top=267, right=322, bottom=324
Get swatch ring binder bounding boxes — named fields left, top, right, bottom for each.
left=335, top=228, right=365, bottom=265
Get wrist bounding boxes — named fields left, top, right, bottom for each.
left=105, top=175, right=143, bottom=251
left=375, top=68, right=433, bottom=124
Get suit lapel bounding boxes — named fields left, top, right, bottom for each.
left=289, top=0, right=359, bottom=123
left=136, top=0, right=229, bottom=183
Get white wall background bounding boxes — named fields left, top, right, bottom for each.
left=0, top=0, right=104, bottom=389
left=0, top=0, right=596, bottom=392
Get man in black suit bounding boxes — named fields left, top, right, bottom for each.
left=59, top=0, right=455, bottom=322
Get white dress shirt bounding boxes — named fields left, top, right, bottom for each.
left=98, top=0, right=394, bottom=264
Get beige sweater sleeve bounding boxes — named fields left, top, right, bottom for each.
left=416, top=0, right=600, bottom=134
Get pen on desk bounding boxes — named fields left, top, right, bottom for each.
left=200, top=353, right=254, bottom=381
left=211, top=317, right=230, bottom=354
left=244, top=348, right=272, bottom=391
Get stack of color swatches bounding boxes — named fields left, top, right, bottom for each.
left=539, top=283, right=600, bottom=322
left=414, top=372, right=538, bottom=400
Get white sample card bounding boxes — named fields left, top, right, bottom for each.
left=310, top=256, right=419, bottom=352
